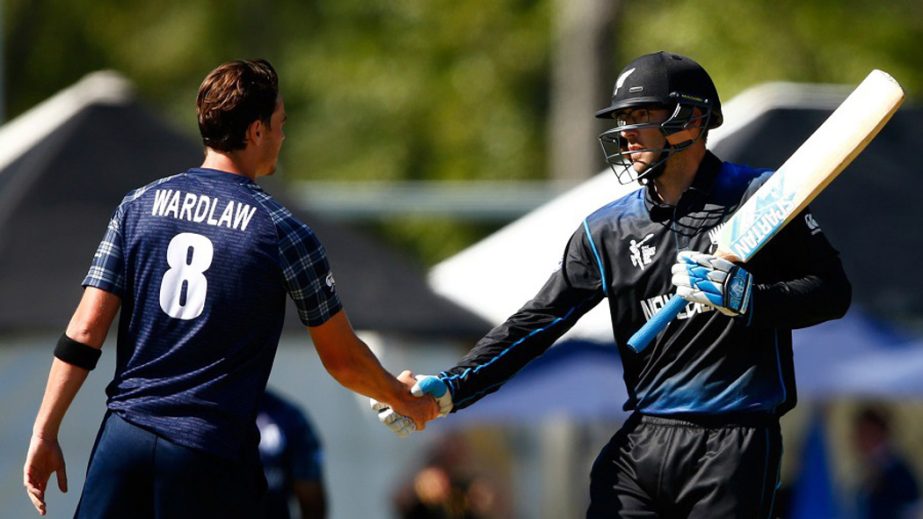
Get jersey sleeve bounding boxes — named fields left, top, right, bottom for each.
left=82, top=203, right=127, bottom=296
left=439, top=224, right=606, bottom=411
left=748, top=207, right=851, bottom=328
left=275, top=215, right=343, bottom=327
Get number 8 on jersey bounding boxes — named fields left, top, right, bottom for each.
left=159, top=233, right=214, bottom=320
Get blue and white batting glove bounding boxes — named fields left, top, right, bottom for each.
left=369, top=398, right=416, bottom=438
left=671, top=251, right=753, bottom=316
left=411, top=375, right=453, bottom=417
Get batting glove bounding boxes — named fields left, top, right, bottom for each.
left=369, top=398, right=416, bottom=438
left=411, top=375, right=453, bottom=417
left=671, top=251, right=753, bottom=316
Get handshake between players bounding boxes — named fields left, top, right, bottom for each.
left=371, top=372, right=453, bottom=437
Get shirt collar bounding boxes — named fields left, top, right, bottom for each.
left=645, top=151, right=723, bottom=221
left=186, top=167, right=258, bottom=186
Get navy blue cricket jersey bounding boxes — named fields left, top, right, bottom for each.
left=83, top=168, right=341, bottom=460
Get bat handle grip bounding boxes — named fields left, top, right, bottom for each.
left=627, top=295, right=686, bottom=353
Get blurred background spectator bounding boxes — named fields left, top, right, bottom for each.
left=394, top=433, right=501, bottom=519
left=258, top=388, right=328, bottom=519
left=851, top=405, right=920, bottom=519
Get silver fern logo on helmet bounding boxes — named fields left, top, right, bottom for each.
left=613, top=68, right=636, bottom=96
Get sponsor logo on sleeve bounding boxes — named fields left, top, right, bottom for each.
left=804, top=213, right=822, bottom=235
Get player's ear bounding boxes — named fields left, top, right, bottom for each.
left=666, top=108, right=705, bottom=146
left=666, top=127, right=701, bottom=146
left=245, top=118, right=264, bottom=145
left=689, top=107, right=705, bottom=128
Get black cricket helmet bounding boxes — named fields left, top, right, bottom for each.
left=596, top=51, right=722, bottom=184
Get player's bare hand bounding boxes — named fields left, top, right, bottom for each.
left=397, top=370, right=418, bottom=390
left=24, top=435, right=68, bottom=516
left=391, top=370, right=439, bottom=429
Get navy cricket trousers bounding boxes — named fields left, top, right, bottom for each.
left=75, top=411, right=265, bottom=518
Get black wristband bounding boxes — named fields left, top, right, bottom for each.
left=54, top=334, right=102, bottom=370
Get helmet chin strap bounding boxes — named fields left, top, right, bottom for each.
left=637, top=149, right=670, bottom=185
left=637, top=129, right=699, bottom=185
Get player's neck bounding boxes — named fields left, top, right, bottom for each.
left=651, top=145, right=705, bottom=205
left=201, top=148, right=258, bottom=180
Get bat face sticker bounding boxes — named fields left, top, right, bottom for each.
left=725, top=174, right=798, bottom=259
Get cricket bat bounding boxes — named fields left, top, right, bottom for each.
left=627, top=69, right=904, bottom=353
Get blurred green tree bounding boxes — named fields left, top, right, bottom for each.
left=3, top=0, right=922, bottom=264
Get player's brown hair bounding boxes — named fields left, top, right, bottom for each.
left=196, top=59, right=279, bottom=152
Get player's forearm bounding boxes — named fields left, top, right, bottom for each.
left=310, top=310, right=408, bottom=402
left=33, top=288, right=117, bottom=439
left=32, top=359, right=91, bottom=440
left=444, top=284, right=600, bottom=411
left=438, top=255, right=601, bottom=410
left=749, top=261, right=851, bottom=329
left=322, top=338, right=440, bottom=426
left=442, top=308, right=579, bottom=411
left=319, top=339, right=406, bottom=403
